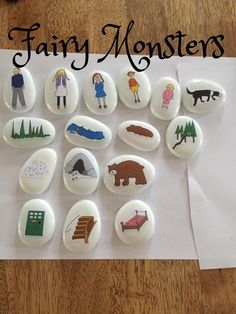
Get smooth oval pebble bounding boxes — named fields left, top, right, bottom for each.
left=117, top=68, right=151, bottom=109
left=150, top=77, right=181, bottom=120
left=182, top=79, right=226, bottom=113
left=65, top=115, right=112, bottom=149
left=115, top=200, right=155, bottom=245
left=2, top=117, right=55, bottom=149
left=63, top=200, right=101, bottom=253
left=3, top=67, right=36, bottom=113
left=104, top=155, right=155, bottom=195
left=19, top=148, right=57, bottom=195
left=83, top=71, right=117, bottom=115
left=45, top=68, right=79, bottom=115
left=118, top=120, right=160, bottom=151
left=18, top=199, right=55, bottom=247
left=166, top=115, right=203, bottom=159
left=63, top=148, right=99, bottom=195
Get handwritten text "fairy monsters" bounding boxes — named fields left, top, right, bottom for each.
left=8, top=21, right=224, bottom=72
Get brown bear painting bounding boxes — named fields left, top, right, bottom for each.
left=126, top=125, right=153, bottom=138
left=108, top=160, right=147, bottom=186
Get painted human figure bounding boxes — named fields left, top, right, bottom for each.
left=11, top=68, right=26, bottom=109
left=92, top=73, right=107, bottom=109
left=127, top=71, right=140, bottom=103
left=162, top=83, right=174, bottom=109
left=53, top=69, right=70, bottom=109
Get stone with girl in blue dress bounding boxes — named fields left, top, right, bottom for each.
left=92, top=73, right=107, bottom=109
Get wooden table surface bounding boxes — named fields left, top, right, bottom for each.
left=0, top=1, right=236, bottom=313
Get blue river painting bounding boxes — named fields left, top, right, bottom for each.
left=67, top=123, right=105, bottom=140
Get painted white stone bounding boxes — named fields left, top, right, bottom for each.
left=63, top=148, right=99, bottom=195
left=2, top=117, right=55, bottom=149
left=18, top=199, right=55, bottom=247
left=65, top=115, right=112, bottom=149
left=118, top=120, right=160, bottom=151
left=104, top=155, right=155, bottom=195
left=182, top=79, right=226, bottom=113
left=45, top=68, right=79, bottom=115
left=115, top=200, right=155, bottom=245
left=117, top=68, right=151, bottom=109
left=63, top=200, right=101, bottom=253
left=83, top=71, right=117, bottom=115
left=3, top=67, right=36, bottom=113
left=19, top=148, right=57, bottom=195
left=166, top=115, right=203, bottom=159
left=150, top=77, right=181, bottom=120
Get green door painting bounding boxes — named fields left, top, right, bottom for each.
left=25, top=210, right=45, bottom=236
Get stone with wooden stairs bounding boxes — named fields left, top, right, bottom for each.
left=72, top=216, right=97, bottom=244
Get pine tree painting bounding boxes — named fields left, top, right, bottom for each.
left=175, top=125, right=185, bottom=140
left=173, top=121, right=197, bottom=150
left=35, top=127, right=39, bottom=137
left=29, top=120, right=32, bottom=137
left=190, top=121, right=197, bottom=142
left=11, top=120, right=50, bottom=139
left=175, top=125, right=180, bottom=140
left=39, top=125, right=44, bottom=137
left=19, top=120, right=25, bottom=138
left=179, top=125, right=184, bottom=138
left=11, top=122, right=15, bottom=138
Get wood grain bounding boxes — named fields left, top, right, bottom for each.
left=0, top=1, right=236, bottom=313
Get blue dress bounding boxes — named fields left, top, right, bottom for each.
left=95, top=81, right=106, bottom=98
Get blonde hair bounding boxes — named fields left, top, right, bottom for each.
left=53, top=69, right=70, bottom=81
left=166, top=83, right=174, bottom=90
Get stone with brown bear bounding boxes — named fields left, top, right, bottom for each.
left=108, top=160, right=147, bottom=186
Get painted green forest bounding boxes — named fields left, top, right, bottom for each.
left=175, top=121, right=197, bottom=142
left=11, top=120, right=50, bottom=139
left=173, top=121, right=197, bottom=150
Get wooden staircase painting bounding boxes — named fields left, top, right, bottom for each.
left=72, top=216, right=97, bottom=244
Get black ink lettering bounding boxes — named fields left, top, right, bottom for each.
left=199, top=35, right=224, bottom=58
left=162, top=34, right=176, bottom=58
left=8, top=23, right=40, bottom=67
left=199, top=38, right=210, bottom=57
left=98, top=21, right=150, bottom=71
left=71, top=39, right=89, bottom=70
left=185, top=40, right=199, bottom=55
left=98, top=22, right=132, bottom=60
left=7, top=22, right=224, bottom=70
left=36, top=42, right=51, bottom=56
left=133, top=55, right=150, bottom=71
left=198, top=36, right=224, bottom=57
left=51, top=35, right=59, bottom=56
left=147, top=35, right=175, bottom=59
left=147, top=41, right=163, bottom=59
left=133, top=41, right=146, bottom=54
left=210, top=35, right=224, bottom=58
left=175, top=31, right=187, bottom=57
left=59, top=36, right=78, bottom=58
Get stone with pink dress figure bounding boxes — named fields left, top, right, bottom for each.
left=162, top=83, right=175, bottom=109
left=150, top=77, right=180, bottom=120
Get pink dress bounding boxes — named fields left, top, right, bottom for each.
left=162, top=89, right=174, bottom=105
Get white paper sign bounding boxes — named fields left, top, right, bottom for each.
left=178, top=60, right=236, bottom=269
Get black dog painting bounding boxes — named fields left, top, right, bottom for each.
left=186, top=88, right=222, bottom=106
